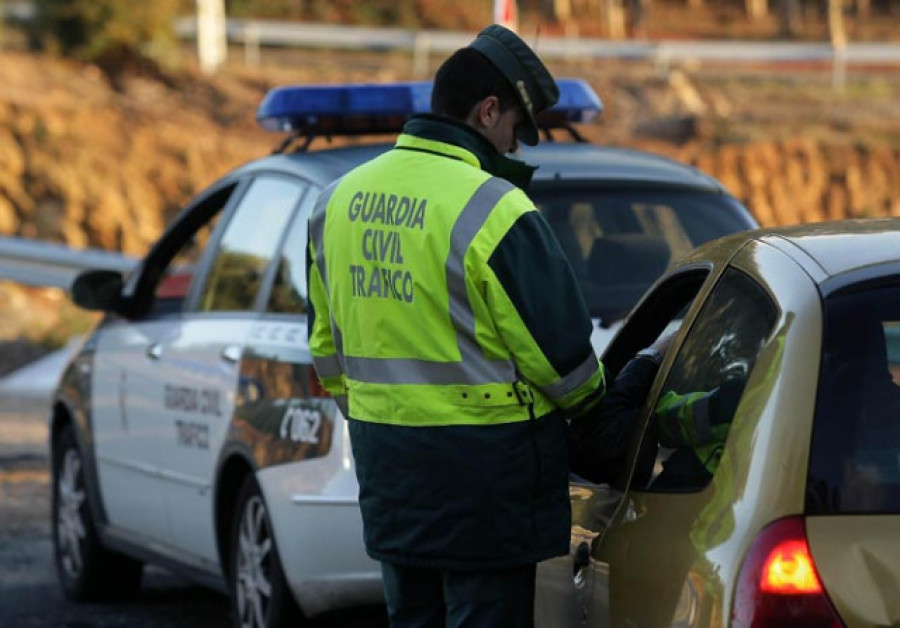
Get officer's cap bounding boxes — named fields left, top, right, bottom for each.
left=468, top=24, right=559, bottom=146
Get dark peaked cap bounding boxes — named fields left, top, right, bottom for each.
left=468, top=24, right=560, bottom=146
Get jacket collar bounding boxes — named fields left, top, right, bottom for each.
left=396, top=114, right=537, bottom=190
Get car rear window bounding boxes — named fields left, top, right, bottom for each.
left=807, top=278, right=900, bottom=515
left=532, top=186, right=750, bottom=323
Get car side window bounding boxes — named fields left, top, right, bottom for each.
left=265, top=192, right=315, bottom=315
left=198, top=176, right=305, bottom=313
left=144, top=184, right=236, bottom=317
left=635, top=268, right=777, bottom=493
left=569, top=269, right=710, bottom=488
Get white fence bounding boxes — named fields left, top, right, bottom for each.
left=173, top=17, right=900, bottom=73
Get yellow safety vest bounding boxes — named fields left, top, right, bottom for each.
left=308, top=132, right=604, bottom=426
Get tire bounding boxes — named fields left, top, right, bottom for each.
left=229, top=474, right=304, bottom=628
left=52, top=424, right=143, bottom=601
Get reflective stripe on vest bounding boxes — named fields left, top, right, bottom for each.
left=309, top=182, right=336, bottom=295
left=541, top=352, right=602, bottom=401
left=444, top=177, right=517, bottom=384
left=309, top=181, right=347, bottom=366
left=312, top=353, right=343, bottom=379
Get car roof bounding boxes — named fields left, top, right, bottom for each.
left=235, top=140, right=728, bottom=193
left=761, top=218, right=900, bottom=277
left=687, top=218, right=900, bottom=282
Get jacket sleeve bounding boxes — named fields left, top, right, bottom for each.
left=485, top=209, right=605, bottom=416
left=306, top=227, right=347, bottom=399
left=568, top=356, right=659, bottom=483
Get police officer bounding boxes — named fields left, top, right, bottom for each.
left=308, top=25, right=605, bottom=627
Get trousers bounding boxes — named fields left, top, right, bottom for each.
left=380, top=562, right=537, bottom=628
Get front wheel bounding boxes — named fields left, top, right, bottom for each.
left=52, top=424, right=143, bottom=601
left=229, top=474, right=304, bottom=628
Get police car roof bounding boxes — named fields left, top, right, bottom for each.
left=239, top=141, right=726, bottom=194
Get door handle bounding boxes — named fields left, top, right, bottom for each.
left=147, top=343, right=163, bottom=360
left=221, top=345, right=242, bottom=363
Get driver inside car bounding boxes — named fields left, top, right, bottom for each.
left=569, top=334, right=746, bottom=488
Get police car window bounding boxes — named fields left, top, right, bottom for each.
left=634, top=268, right=777, bottom=493
left=533, top=187, right=749, bottom=324
left=266, top=194, right=312, bottom=315
left=198, top=177, right=303, bottom=313
left=148, top=186, right=234, bottom=316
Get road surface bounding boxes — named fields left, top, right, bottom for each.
left=0, top=409, right=386, bottom=628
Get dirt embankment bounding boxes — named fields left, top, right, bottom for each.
left=3, top=50, right=900, bottom=261
left=0, top=48, right=898, bottom=371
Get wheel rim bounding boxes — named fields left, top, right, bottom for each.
left=57, top=448, right=87, bottom=580
left=236, top=495, right=274, bottom=628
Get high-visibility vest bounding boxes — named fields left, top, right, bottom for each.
left=655, top=389, right=732, bottom=473
left=308, top=132, right=603, bottom=426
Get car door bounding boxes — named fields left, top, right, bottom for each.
left=536, top=266, right=714, bottom=628
left=92, top=183, right=239, bottom=545
left=587, top=264, right=780, bottom=628
left=146, top=174, right=309, bottom=563
left=232, top=186, right=339, bottom=478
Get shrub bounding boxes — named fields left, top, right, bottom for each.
left=33, top=0, right=180, bottom=61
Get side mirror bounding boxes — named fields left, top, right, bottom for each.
left=71, top=269, right=124, bottom=312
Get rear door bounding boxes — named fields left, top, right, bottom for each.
left=149, top=175, right=308, bottom=563
left=92, top=183, right=236, bottom=546
left=805, top=274, right=900, bottom=626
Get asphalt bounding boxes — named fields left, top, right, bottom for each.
left=0, top=353, right=388, bottom=628
left=0, top=343, right=70, bottom=463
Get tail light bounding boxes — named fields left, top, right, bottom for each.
left=307, top=365, right=331, bottom=398
left=732, top=516, right=844, bottom=627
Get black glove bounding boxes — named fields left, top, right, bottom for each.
left=568, top=356, right=659, bottom=484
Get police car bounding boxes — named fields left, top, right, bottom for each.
left=49, top=80, right=757, bottom=627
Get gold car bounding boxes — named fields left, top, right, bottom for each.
left=538, top=218, right=900, bottom=627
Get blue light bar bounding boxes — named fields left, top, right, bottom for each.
left=256, top=78, right=603, bottom=137
left=544, top=78, right=604, bottom=124
left=257, top=82, right=433, bottom=134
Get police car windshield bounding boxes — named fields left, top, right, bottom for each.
left=532, top=186, right=749, bottom=322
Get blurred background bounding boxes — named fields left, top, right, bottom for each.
left=0, top=0, right=899, bottom=377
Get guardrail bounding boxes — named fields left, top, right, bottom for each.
left=0, top=236, right=137, bottom=290
left=173, top=17, right=900, bottom=71
left=5, top=5, right=899, bottom=77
